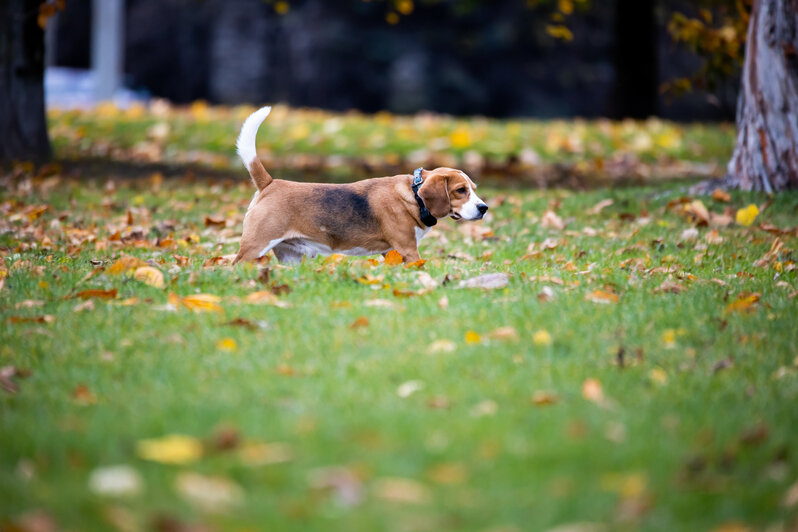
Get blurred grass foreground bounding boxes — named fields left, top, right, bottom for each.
left=48, top=101, right=735, bottom=186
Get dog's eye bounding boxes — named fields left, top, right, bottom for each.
left=456, top=187, right=468, bottom=195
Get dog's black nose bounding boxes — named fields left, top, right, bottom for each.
left=477, top=204, right=489, bottom=215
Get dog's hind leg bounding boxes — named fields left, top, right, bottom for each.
left=233, top=236, right=284, bottom=264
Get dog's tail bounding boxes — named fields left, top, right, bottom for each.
left=236, top=106, right=274, bottom=190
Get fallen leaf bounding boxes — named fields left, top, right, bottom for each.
left=107, top=256, right=147, bottom=275
left=397, top=380, right=424, bottom=398
left=427, top=339, right=456, bottom=354
left=7, top=315, right=55, bottom=324
left=541, top=210, right=565, bottom=230
left=136, top=434, right=203, bottom=464
left=585, top=290, right=619, bottom=304
left=133, top=266, right=165, bottom=288
left=0, top=366, right=32, bottom=395
left=533, top=329, right=553, bottom=346
left=404, top=259, right=426, bottom=269
left=350, top=316, right=370, bottom=329
left=427, top=463, right=467, bottom=485
left=88, top=465, right=143, bottom=497
left=308, top=466, right=363, bottom=507
left=438, top=295, right=449, bottom=309
left=649, top=368, right=668, bottom=385
left=587, top=198, right=614, bottom=215
left=384, top=250, right=403, bottom=266
left=724, top=292, right=760, bottom=314
left=486, top=326, right=519, bottom=341
left=73, top=289, right=118, bottom=300
left=216, top=338, right=237, bottom=351
left=531, top=391, right=559, bottom=406
left=736, top=204, right=759, bottom=227
left=458, top=273, right=509, bottom=289
left=238, top=442, right=293, bottom=466
left=470, top=399, right=498, bottom=417
left=243, top=290, right=281, bottom=305
left=783, top=478, right=798, bottom=507
left=172, top=293, right=223, bottom=313
left=73, top=299, right=95, bottom=312
left=204, top=216, right=226, bottom=228
left=582, top=378, right=604, bottom=403
left=72, top=384, right=97, bottom=405
left=685, top=200, right=710, bottom=226
left=363, top=299, right=401, bottom=309
left=373, top=477, right=430, bottom=504
left=465, top=331, right=482, bottom=344
left=175, top=472, right=244, bottom=512
left=711, top=189, right=731, bottom=203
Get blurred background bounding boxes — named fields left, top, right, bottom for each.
left=44, top=0, right=742, bottom=120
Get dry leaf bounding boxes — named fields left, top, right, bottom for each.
left=216, top=338, right=237, bottom=351
left=107, top=256, right=147, bottom=275
left=373, top=477, right=430, bottom=504
left=204, top=216, right=226, bottom=228
left=72, top=384, right=97, bottom=405
left=585, top=290, right=619, bottom=304
left=486, top=326, right=519, bottom=341
left=533, top=329, right=553, bottom=346
left=724, top=293, right=760, bottom=314
left=136, top=434, right=203, bottom=464
left=88, top=465, right=143, bottom=497
left=73, top=289, right=118, bottom=300
left=397, top=380, right=424, bottom=398
left=427, top=463, right=467, bottom=485
left=587, top=198, right=614, bottom=215
left=0, top=366, right=32, bottom=395
left=465, top=331, right=482, bottom=344
left=582, top=378, right=604, bottom=403
left=736, top=204, right=759, bottom=227
left=363, top=299, right=401, bottom=309
left=384, top=250, right=403, bottom=266
left=541, top=210, right=565, bottom=230
left=532, top=391, right=559, bottom=406
left=172, top=293, right=223, bottom=313
left=458, top=273, right=509, bottom=289
left=238, top=442, right=293, bottom=466
left=73, top=299, right=95, bottom=312
left=350, top=316, right=370, bottom=329
left=685, top=200, right=710, bottom=226
left=175, top=472, right=244, bottom=513
left=711, top=189, right=731, bottom=203
left=133, top=266, right=165, bottom=288
left=427, top=339, right=456, bottom=354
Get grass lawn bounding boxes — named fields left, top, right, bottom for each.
left=1, top=166, right=797, bottom=531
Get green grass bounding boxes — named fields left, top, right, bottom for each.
left=1, top=173, right=797, bottom=531
left=47, top=104, right=735, bottom=181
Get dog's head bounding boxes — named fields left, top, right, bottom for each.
left=417, top=167, right=488, bottom=221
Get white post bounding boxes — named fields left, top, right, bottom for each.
left=92, top=0, right=124, bottom=101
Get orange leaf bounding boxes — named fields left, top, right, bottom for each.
left=585, top=290, right=619, bottom=304
left=724, top=293, right=760, bottom=314
left=107, top=256, right=147, bottom=275
left=404, top=259, right=426, bottom=269
left=350, top=316, right=370, bottom=329
left=384, top=250, right=403, bottom=266
left=73, top=289, right=118, bottom=300
left=172, top=293, right=223, bottom=313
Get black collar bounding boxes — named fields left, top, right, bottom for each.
left=411, top=167, right=438, bottom=227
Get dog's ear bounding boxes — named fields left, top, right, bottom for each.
left=418, top=173, right=450, bottom=219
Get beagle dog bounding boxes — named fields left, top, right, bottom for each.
left=233, top=106, right=488, bottom=264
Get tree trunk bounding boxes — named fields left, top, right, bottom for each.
left=0, top=0, right=52, bottom=163
left=726, top=0, right=798, bottom=192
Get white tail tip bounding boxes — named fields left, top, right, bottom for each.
left=236, top=106, right=272, bottom=167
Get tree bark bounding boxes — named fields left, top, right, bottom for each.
left=726, top=0, right=798, bottom=192
left=0, top=0, right=52, bottom=163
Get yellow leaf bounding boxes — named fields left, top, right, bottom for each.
left=649, top=367, right=668, bottom=385
left=107, top=256, right=147, bottom=275
left=244, top=291, right=279, bottom=305
left=133, top=266, right=165, bottom=288
left=216, top=338, right=237, bottom=351
left=384, top=250, right=403, bottom=266
left=532, top=329, right=553, bottom=346
left=546, top=24, right=574, bottom=41
left=725, top=293, right=760, bottom=314
left=136, top=434, right=203, bottom=464
left=736, top=204, right=759, bottom=227
left=450, top=128, right=471, bottom=149
left=174, top=293, right=223, bottom=313
left=465, top=331, right=481, bottom=344
left=558, top=0, right=574, bottom=15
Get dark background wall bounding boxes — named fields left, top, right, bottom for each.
left=49, top=0, right=740, bottom=120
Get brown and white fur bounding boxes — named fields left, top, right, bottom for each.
left=233, top=106, right=488, bottom=264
